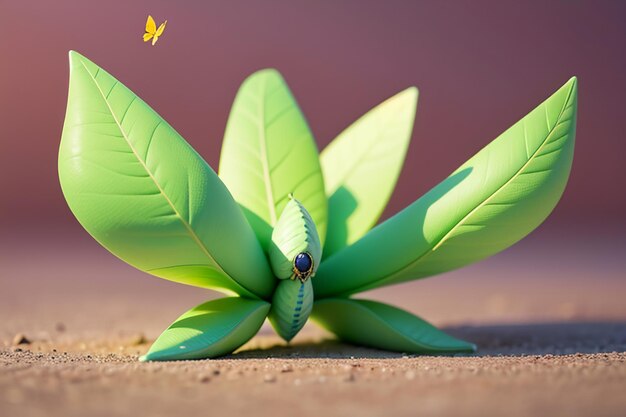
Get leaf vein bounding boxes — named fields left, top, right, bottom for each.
left=78, top=59, right=228, bottom=278
left=364, top=82, right=576, bottom=289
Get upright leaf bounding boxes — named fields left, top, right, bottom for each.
left=219, top=69, right=327, bottom=251
left=314, top=77, right=578, bottom=297
left=59, top=51, right=275, bottom=299
left=141, top=297, right=270, bottom=361
left=312, top=299, right=475, bottom=353
left=321, top=87, right=418, bottom=257
left=269, top=196, right=322, bottom=280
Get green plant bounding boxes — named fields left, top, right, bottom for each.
left=58, top=51, right=577, bottom=360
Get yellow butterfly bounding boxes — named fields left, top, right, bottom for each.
left=143, top=15, right=167, bottom=46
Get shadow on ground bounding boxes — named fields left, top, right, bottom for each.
left=231, top=321, right=626, bottom=360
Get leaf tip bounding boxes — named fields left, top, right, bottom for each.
left=562, top=76, right=578, bottom=99
left=390, top=86, right=419, bottom=114
left=457, top=341, right=478, bottom=353
left=68, top=50, right=84, bottom=65
left=403, top=85, right=419, bottom=100
left=248, top=68, right=284, bottom=83
left=67, top=50, right=97, bottom=76
left=442, top=331, right=476, bottom=353
left=567, top=76, right=578, bottom=87
left=139, top=349, right=169, bottom=362
left=554, top=76, right=576, bottom=98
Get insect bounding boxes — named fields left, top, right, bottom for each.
left=59, top=51, right=578, bottom=361
left=293, top=252, right=314, bottom=282
left=143, top=15, right=167, bottom=46
left=268, top=196, right=319, bottom=341
left=269, top=195, right=320, bottom=284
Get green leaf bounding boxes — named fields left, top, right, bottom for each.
left=312, top=299, right=475, bottom=353
left=269, top=196, right=321, bottom=280
left=218, top=69, right=327, bottom=251
left=321, top=87, right=418, bottom=257
left=268, top=279, right=314, bottom=342
left=58, top=51, right=275, bottom=299
left=141, top=297, right=270, bottom=361
left=314, top=77, right=577, bottom=297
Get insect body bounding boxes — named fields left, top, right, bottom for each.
left=143, top=15, right=167, bottom=46
left=293, top=252, right=313, bottom=282
left=266, top=197, right=321, bottom=341
left=269, top=196, right=321, bottom=281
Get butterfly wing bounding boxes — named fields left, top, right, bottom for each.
left=150, top=21, right=166, bottom=45
left=156, top=20, right=167, bottom=36
left=145, top=15, right=156, bottom=35
left=143, top=15, right=156, bottom=43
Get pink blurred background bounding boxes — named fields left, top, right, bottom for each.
left=1, top=1, right=625, bottom=338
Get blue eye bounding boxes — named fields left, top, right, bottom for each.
left=293, top=252, right=313, bottom=279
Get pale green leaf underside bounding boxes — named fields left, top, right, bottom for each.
left=269, top=196, right=322, bottom=279
left=141, top=298, right=270, bottom=361
left=58, top=51, right=274, bottom=299
left=321, top=87, right=418, bottom=257
left=314, top=77, right=577, bottom=297
left=269, top=279, right=314, bottom=342
left=219, top=69, right=327, bottom=252
left=312, top=299, right=475, bottom=353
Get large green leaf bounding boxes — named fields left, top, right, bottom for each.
left=321, top=87, right=418, bottom=257
left=141, top=297, right=270, bottom=361
left=314, top=77, right=577, bottom=297
left=58, top=51, right=275, bottom=299
left=218, top=69, right=327, bottom=251
left=312, top=299, right=475, bottom=353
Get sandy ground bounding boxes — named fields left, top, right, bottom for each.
left=2, top=326, right=626, bottom=417
left=2, top=226, right=626, bottom=417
